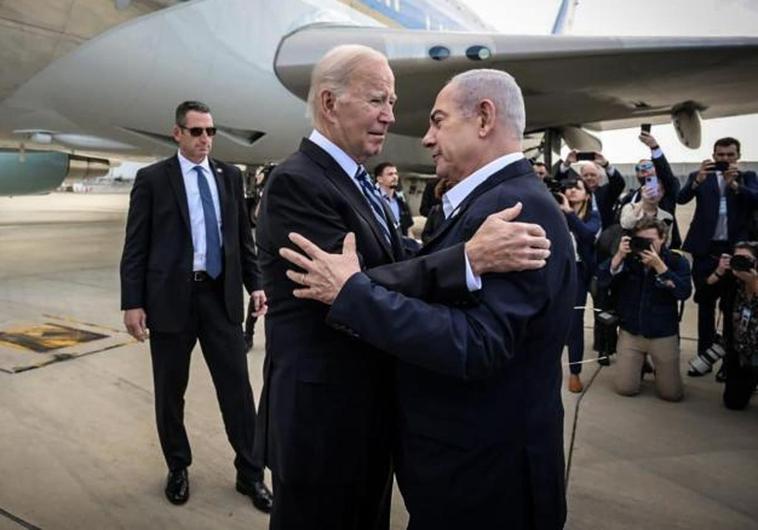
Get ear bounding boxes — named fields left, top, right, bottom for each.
left=172, top=125, right=182, bottom=143
left=320, top=89, right=338, bottom=123
left=477, top=99, right=496, bottom=137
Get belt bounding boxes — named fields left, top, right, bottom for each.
left=192, top=271, right=213, bottom=282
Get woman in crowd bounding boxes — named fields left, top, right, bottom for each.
left=559, top=178, right=601, bottom=393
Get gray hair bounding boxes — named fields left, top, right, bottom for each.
left=447, top=69, right=525, bottom=139
left=307, top=44, right=387, bottom=126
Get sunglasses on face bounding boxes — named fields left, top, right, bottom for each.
left=635, top=161, right=655, bottom=172
left=180, top=126, right=217, bottom=137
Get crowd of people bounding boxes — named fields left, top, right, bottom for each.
left=533, top=134, right=757, bottom=406
left=117, top=43, right=757, bottom=530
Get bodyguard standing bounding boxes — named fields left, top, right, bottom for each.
left=120, top=101, right=272, bottom=511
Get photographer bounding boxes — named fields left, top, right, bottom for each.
left=559, top=178, right=601, bottom=393
left=616, top=132, right=682, bottom=248
left=558, top=150, right=626, bottom=229
left=597, top=218, right=692, bottom=401
left=619, top=169, right=674, bottom=245
left=677, top=137, right=758, bottom=362
left=707, top=242, right=758, bottom=410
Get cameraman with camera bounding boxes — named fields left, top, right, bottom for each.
left=702, top=242, right=758, bottom=409
left=597, top=217, right=692, bottom=401
left=677, top=137, right=758, bottom=365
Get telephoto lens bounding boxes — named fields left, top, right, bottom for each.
left=687, top=342, right=726, bottom=376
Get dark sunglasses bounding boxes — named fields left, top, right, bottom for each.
left=179, top=126, right=217, bottom=137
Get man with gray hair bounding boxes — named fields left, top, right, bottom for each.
left=256, top=47, right=554, bottom=529
left=280, top=68, right=575, bottom=529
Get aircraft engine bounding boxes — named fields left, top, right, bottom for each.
left=671, top=104, right=702, bottom=149
left=0, top=150, right=110, bottom=196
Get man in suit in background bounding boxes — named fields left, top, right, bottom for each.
left=281, top=69, right=575, bottom=530
left=677, top=136, right=758, bottom=358
left=256, top=46, right=553, bottom=530
left=374, top=162, right=414, bottom=236
left=557, top=150, right=626, bottom=230
left=120, top=101, right=272, bottom=511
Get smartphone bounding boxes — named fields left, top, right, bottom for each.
left=644, top=175, right=659, bottom=196
left=641, top=123, right=651, bottom=133
left=630, top=236, right=652, bottom=254
left=713, top=161, right=730, bottom=172
left=576, top=152, right=595, bottom=161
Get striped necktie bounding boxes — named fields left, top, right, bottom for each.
left=194, top=166, right=222, bottom=278
left=354, top=166, right=392, bottom=243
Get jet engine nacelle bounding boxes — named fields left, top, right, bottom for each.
left=0, top=150, right=110, bottom=196
left=671, top=104, right=702, bottom=149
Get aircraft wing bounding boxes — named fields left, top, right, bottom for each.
left=275, top=25, right=758, bottom=137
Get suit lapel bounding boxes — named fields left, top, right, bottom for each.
left=166, top=156, right=191, bottom=235
left=300, top=139, right=395, bottom=261
left=422, top=159, right=533, bottom=252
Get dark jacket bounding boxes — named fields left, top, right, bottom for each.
left=565, top=206, right=601, bottom=283
left=597, top=250, right=692, bottom=338
left=327, top=158, right=575, bottom=530
left=559, top=164, right=626, bottom=229
left=677, top=170, right=758, bottom=256
left=255, top=138, right=468, bottom=488
left=120, top=155, right=258, bottom=332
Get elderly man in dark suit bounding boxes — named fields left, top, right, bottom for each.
left=282, top=69, right=575, bottom=530
left=120, top=101, right=272, bottom=511
left=255, top=46, right=553, bottom=530
left=677, top=137, right=758, bottom=358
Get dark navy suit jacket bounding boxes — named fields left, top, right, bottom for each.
left=677, top=170, right=758, bottom=256
left=327, top=159, right=575, bottom=530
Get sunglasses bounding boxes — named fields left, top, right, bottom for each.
left=179, top=126, right=217, bottom=137
left=635, top=161, right=655, bottom=172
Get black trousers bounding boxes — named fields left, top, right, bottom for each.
left=723, top=349, right=758, bottom=410
left=692, top=241, right=732, bottom=355
left=269, top=463, right=392, bottom=530
left=149, top=278, right=262, bottom=482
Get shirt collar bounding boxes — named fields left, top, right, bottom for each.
left=177, top=150, right=211, bottom=176
left=442, top=152, right=524, bottom=218
left=309, top=129, right=359, bottom=180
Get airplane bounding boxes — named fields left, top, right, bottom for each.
left=1, top=0, right=758, bottom=195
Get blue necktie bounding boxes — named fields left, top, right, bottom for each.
left=194, top=166, right=222, bottom=278
left=354, top=167, right=392, bottom=243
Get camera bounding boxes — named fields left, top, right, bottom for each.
left=713, top=161, right=730, bottom=172
left=630, top=236, right=652, bottom=254
left=687, top=341, right=726, bottom=376
left=544, top=177, right=564, bottom=204
left=730, top=254, right=755, bottom=272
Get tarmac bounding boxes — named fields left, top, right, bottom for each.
left=0, top=192, right=756, bottom=530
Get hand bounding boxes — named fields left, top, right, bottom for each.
left=280, top=232, right=360, bottom=305
left=558, top=192, right=572, bottom=213
left=124, top=308, right=148, bottom=342
left=640, top=184, right=658, bottom=203
left=250, top=289, right=268, bottom=317
left=640, top=247, right=667, bottom=274
left=594, top=152, right=608, bottom=167
left=465, top=202, right=551, bottom=275
left=639, top=131, right=659, bottom=149
left=717, top=254, right=731, bottom=275
left=696, top=159, right=713, bottom=184
left=565, top=150, right=578, bottom=164
left=724, top=165, right=741, bottom=191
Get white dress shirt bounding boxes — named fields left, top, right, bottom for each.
left=177, top=150, right=222, bottom=272
left=442, top=152, right=526, bottom=290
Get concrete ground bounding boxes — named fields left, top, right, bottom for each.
left=0, top=193, right=756, bottom=530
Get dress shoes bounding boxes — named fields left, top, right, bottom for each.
left=236, top=478, right=273, bottom=513
left=165, top=469, right=189, bottom=505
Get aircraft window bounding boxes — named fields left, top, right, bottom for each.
left=429, top=46, right=451, bottom=61
left=466, top=45, right=491, bottom=61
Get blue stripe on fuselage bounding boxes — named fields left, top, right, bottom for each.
left=357, top=0, right=469, bottom=31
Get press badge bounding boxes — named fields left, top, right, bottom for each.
left=719, top=196, right=727, bottom=215
left=739, top=307, right=753, bottom=334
